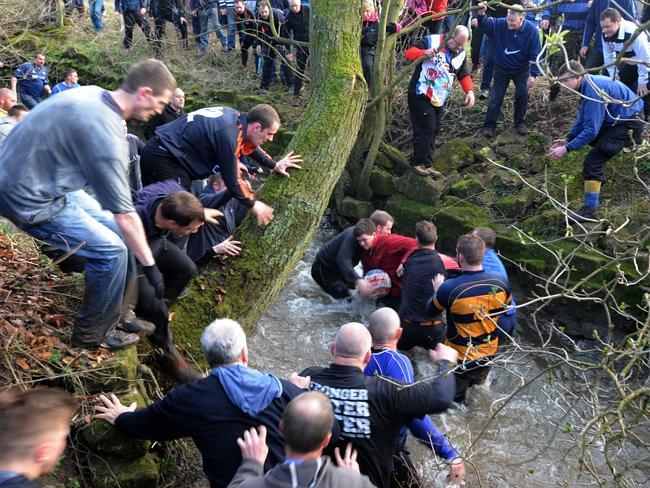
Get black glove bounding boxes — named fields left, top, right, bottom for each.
left=143, top=264, right=165, bottom=299
left=386, top=22, right=398, bottom=34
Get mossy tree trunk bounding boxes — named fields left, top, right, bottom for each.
left=171, top=0, right=367, bottom=351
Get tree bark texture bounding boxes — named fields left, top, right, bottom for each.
left=170, top=0, right=367, bottom=351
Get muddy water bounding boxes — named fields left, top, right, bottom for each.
left=247, top=223, right=645, bottom=487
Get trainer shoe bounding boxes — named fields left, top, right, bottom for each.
left=117, top=310, right=156, bottom=335
left=100, top=330, right=140, bottom=350
left=410, top=164, right=442, bottom=178
left=514, top=123, right=528, bottom=136
left=478, top=89, right=489, bottom=100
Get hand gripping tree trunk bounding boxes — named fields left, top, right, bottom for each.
left=170, top=0, right=367, bottom=351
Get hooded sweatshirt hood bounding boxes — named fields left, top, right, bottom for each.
left=211, top=364, right=283, bottom=416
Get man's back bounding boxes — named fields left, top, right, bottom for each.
left=398, top=248, right=446, bottom=321
left=301, top=362, right=454, bottom=488
left=0, top=86, right=132, bottom=226
left=361, top=234, right=417, bottom=297
left=115, top=372, right=303, bottom=487
left=315, top=228, right=362, bottom=280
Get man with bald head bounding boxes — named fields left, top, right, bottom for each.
left=365, top=308, right=466, bottom=486
left=229, top=392, right=374, bottom=487
left=295, top=322, right=458, bottom=488
left=0, top=88, right=17, bottom=118
left=405, top=25, right=475, bottom=176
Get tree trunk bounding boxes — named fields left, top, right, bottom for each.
left=170, top=0, right=367, bottom=352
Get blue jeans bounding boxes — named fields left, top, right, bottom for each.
left=198, top=7, right=226, bottom=52
left=16, top=190, right=127, bottom=345
left=89, top=0, right=103, bottom=31
left=217, top=7, right=236, bottom=50
left=479, top=35, right=495, bottom=91
left=19, top=92, right=40, bottom=109
left=484, top=67, right=530, bottom=129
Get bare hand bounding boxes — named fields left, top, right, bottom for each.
left=464, top=90, right=475, bottom=108
left=396, top=264, right=404, bottom=278
left=236, top=426, right=269, bottom=465
left=239, top=161, right=254, bottom=179
left=289, top=372, right=311, bottom=389
left=448, top=458, right=466, bottom=484
left=356, top=279, right=380, bottom=299
left=477, top=2, right=487, bottom=15
left=428, top=343, right=458, bottom=364
left=256, top=45, right=262, bottom=57
left=114, top=11, right=121, bottom=18
left=213, top=236, right=242, bottom=257
left=471, top=18, right=478, bottom=28
left=527, top=76, right=537, bottom=90
left=140, top=7, right=146, bottom=16
left=192, top=9, right=197, bottom=16
left=180, top=17, right=187, bottom=24
left=203, top=207, right=224, bottom=225
left=550, top=138, right=567, bottom=149
left=426, top=47, right=438, bottom=58
left=637, top=83, right=648, bottom=96
left=286, top=52, right=295, bottom=62
left=95, top=393, right=136, bottom=425
left=579, top=46, right=588, bottom=58
left=539, top=19, right=549, bottom=30
left=334, top=443, right=360, bottom=472
left=273, top=151, right=303, bottom=177
left=252, top=201, right=274, bottom=226
left=548, top=145, right=567, bottom=160
left=220, top=8, right=227, bottom=15
left=432, top=273, right=445, bottom=292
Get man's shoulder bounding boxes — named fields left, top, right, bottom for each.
left=300, top=365, right=326, bottom=377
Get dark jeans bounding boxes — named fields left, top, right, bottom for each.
left=479, top=35, right=495, bottom=91
left=484, top=67, right=530, bottom=129
left=361, top=46, right=375, bottom=88
left=454, top=363, right=491, bottom=403
left=311, top=258, right=352, bottom=299
left=260, top=46, right=293, bottom=89
left=408, top=92, right=443, bottom=166
left=239, top=34, right=256, bottom=66
left=584, top=48, right=604, bottom=73
left=18, top=92, right=40, bottom=109
left=136, top=239, right=197, bottom=347
left=140, top=138, right=193, bottom=190
left=397, top=320, right=446, bottom=350
left=582, top=118, right=643, bottom=182
left=423, top=19, right=443, bottom=34
left=618, top=64, right=650, bottom=120
left=471, top=22, right=484, bottom=67
left=123, top=11, right=152, bottom=49
left=154, top=13, right=188, bottom=54
left=293, top=46, right=309, bottom=96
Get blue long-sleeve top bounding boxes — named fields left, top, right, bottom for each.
left=566, top=74, right=643, bottom=151
left=483, top=248, right=517, bottom=316
left=478, top=14, right=541, bottom=76
left=542, top=0, right=589, bottom=32
left=582, top=0, right=637, bottom=53
left=364, top=348, right=458, bottom=461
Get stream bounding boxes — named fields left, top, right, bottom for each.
left=247, top=222, right=648, bottom=487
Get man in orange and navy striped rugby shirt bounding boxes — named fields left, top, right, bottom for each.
left=426, top=233, right=512, bottom=403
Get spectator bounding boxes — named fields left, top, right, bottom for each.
left=192, top=0, right=226, bottom=56
left=89, top=0, right=105, bottom=32
left=478, top=2, right=541, bottom=137
left=10, top=53, right=51, bottom=109
left=294, top=322, right=457, bottom=488
left=0, top=88, right=17, bottom=118
left=364, top=308, right=466, bottom=487
left=228, top=392, right=375, bottom=487
left=540, top=0, right=590, bottom=101
left=0, top=104, right=29, bottom=150
left=122, top=120, right=145, bottom=198
left=403, top=0, right=448, bottom=35
left=426, top=233, right=512, bottom=403
left=580, top=0, right=637, bottom=72
left=600, top=7, right=650, bottom=120
left=115, top=0, right=153, bottom=51
left=143, top=87, right=185, bottom=140
left=96, top=318, right=304, bottom=488
left=0, top=59, right=177, bottom=350
left=283, top=0, right=310, bottom=98
left=405, top=26, right=475, bottom=176
left=256, top=1, right=293, bottom=92
left=234, top=0, right=258, bottom=69
left=0, top=388, right=76, bottom=488
left=548, top=61, right=644, bottom=221
left=50, top=68, right=80, bottom=96
left=219, top=0, right=237, bottom=53
left=150, top=0, right=189, bottom=56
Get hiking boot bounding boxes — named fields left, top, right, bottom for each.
left=117, top=310, right=156, bottom=335
left=410, top=164, right=442, bottom=178
left=100, top=330, right=140, bottom=350
left=478, top=89, right=489, bottom=101
left=514, top=123, right=528, bottom=136
left=482, top=126, right=496, bottom=137
left=569, top=206, right=599, bottom=224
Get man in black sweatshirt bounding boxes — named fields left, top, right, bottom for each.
left=293, top=322, right=458, bottom=488
left=283, top=0, right=310, bottom=98
left=96, top=318, right=304, bottom=488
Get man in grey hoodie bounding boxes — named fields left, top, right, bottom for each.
left=228, top=391, right=374, bottom=488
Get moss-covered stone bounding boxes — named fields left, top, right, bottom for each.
left=339, top=196, right=373, bottom=219
left=90, top=453, right=159, bottom=488
left=369, top=168, right=395, bottom=196
left=526, top=131, right=551, bottom=156
left=521, top=209, right=569, bottom=236
left=378, top=143, right=410, bottom=172
left=432, top=139, right=475, bottom=174
left=81, top=388, right=150, bottom=461
left=211, top=88, right=237, bottom=105
left=448, top=176, right=485, bottom=199
left=488, top=168, right=524, bottom=195
left=495, top=187, right=535, bottom=218
left=395, top=171, right=444, bottom=205
left=84, top=346, right=139, bottom=393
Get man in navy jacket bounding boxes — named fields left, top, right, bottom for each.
left=478, top=2, right=541, bottom=137
left=96, top=318, right=304, bottom=488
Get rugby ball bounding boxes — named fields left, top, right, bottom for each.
left=364, top=269, right=392, bottom=297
